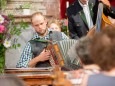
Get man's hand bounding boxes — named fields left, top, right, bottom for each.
left=28, top=49, right=51, bottom=68
left=99, top=0, right=110, bottom=8
left=37, top=49, right=51, bottom=62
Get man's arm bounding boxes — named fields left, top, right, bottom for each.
left=16, top=42, right=33, bottom=68
left=104, top=5, right=115, bottom=18
left=67, top=9, right=79, bottom=39
left=16, top=42, right=51, bottom=68
left=68, top=19, right=79, bottom=39
left=100, top=0, right=115, bottom=18
left=28, top=49, right=51, bottom=67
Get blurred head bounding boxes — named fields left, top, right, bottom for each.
left=48, top=19, right=61, bottom=32
left=75, top=36, right=94, bottom=65
left=31, top=12, right=47, bottom=36
left=90, top=26, right=115, bottom=71
left=0, top=75, right=26, bottom=86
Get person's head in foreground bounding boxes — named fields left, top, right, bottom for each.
left=75, top=36, right=94, bottom=66
left=90, top=26, right=115, bottom=71
left=0, top=74, right=26, bottom=86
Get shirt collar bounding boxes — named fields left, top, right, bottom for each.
left=78, top=0, right=89, bottom=7
left=32, top=29, right=51, bottom=39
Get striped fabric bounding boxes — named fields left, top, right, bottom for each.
left=53, top=39, right=78, bottom=70
left=56, top=39, right=77, bottom=61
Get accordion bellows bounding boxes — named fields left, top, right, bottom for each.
left=53, top=39, right=80, bottom=70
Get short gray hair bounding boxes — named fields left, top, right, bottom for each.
left=75, top=36, right=94, bottom=65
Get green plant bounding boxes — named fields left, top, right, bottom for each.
left=0, top=14, right=29, bottom=49
left=22, top=3, right=31, bottom=9
left=0, top=0, right=7, bottom=9
left=0, top=14, right=29, bottom=73
left=61, top=19, right=69, bottom=36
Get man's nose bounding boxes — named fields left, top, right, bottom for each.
left=39, top=25, right=42, bottom=28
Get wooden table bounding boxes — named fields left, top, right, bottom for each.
left=5, top=68, right=54, bottom=86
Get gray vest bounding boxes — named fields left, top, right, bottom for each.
left=30, top=31, right=62, bottom=67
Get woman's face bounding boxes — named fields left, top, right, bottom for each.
left=50, top=23, right=61, bottom=32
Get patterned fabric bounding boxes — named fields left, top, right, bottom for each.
left=16, top=29, right=69, bottom=68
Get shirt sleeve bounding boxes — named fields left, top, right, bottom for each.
left=16, top=42, right=33, bottom=68
left=61, top=32, right=69, bottom=40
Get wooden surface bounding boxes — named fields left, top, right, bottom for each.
left=5, top=68, right=54, bottom=86
left=5, top=67, right=72, bottom=86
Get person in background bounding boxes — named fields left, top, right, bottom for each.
left=81, top=26, right=115, bottom=86
left=76, top=36, right=100, bottom=73
left=66, top=36, right=100, bottom=85
left=16, top=12, right=69, bottom=68
left=67, top=0, right=115, bottom=39
left=48, top=19, right=61, bottom=32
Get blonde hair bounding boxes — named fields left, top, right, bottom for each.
left=48, top=19, right=61, bottom=28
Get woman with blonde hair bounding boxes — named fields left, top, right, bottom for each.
left=48, top=19, right=61, bottom=32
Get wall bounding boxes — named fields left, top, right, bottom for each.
left=4, top=0, right=60, bottom=18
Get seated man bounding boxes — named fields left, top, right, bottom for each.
left=16, top=12, right=69, bottom=68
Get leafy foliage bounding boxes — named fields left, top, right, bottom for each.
left=21, top=3, right=31, bottom=9
left=0, top=14, right=29, bottom=73
left=0, top=0, right=7, bottom=9
left=61, top=19, right=69, bottom=36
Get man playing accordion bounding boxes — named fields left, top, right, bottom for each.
left=16, top=12, right=69, bottom=68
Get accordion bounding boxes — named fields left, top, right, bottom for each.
left=30, top=38, right=80, bottom=70
left=48, top=39, right=80, bottom=70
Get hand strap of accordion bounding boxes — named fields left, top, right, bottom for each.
left=46, top=31, right=65, bottom=67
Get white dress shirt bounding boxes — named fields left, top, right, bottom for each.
left=78, top=0, right=93, bottom=29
